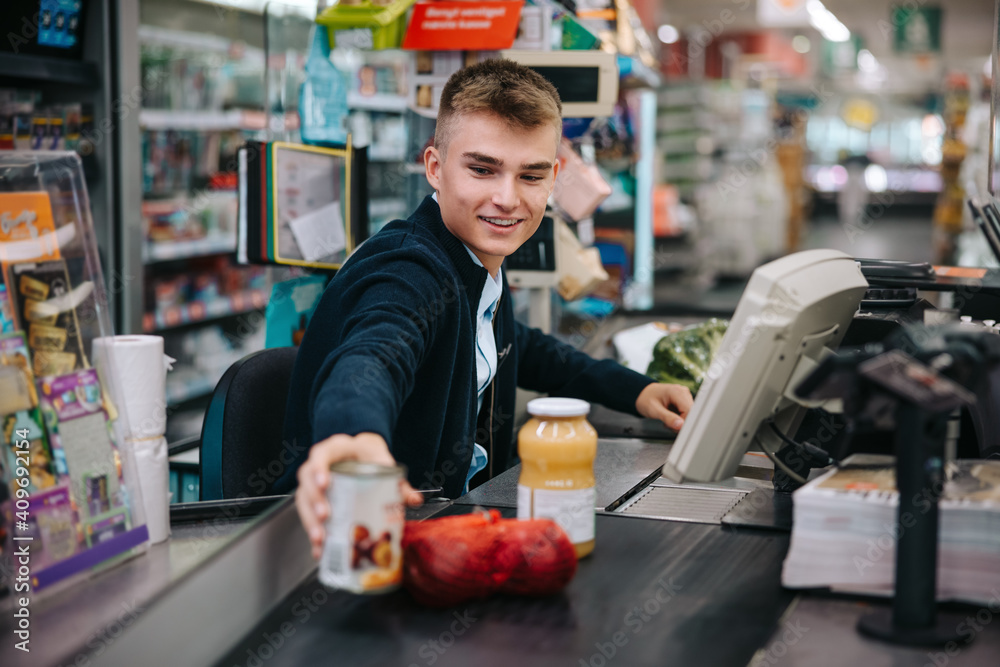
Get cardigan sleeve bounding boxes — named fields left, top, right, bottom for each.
left=309, top=251, right=453, bottom=446
left=513, top=320, right=654, bottom=416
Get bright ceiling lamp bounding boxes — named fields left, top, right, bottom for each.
left=807, top=0, right=851, bottom=42
left=658, top=24, right=680, bottom=45
left=857, top=49, right=878, bottom=73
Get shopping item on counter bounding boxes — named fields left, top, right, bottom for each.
left=402, top=510, right=577, bottom=608
left=645, top=318, right=730, bottom=396
left=7, top=258, right=90, bottom=376
left=91, top=335, right=173, bottom=440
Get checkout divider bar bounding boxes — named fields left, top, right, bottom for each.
left=96, top=498, right=314, bottom=667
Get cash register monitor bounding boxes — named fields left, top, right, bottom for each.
left=662, top=249, right=869, bottom=483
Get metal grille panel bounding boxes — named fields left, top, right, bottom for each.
left=615, top=486, right=749, bottom=524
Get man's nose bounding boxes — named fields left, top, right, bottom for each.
left=491, top=176, right=520, bottom=210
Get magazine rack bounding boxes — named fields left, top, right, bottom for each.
left=0, top=152, right=148, bottom=595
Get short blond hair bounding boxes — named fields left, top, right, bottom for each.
left=434, top=59, right=562, bottom=157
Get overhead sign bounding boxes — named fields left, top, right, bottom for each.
left=892, top=5, right=942, bottom=54
left=402, top=1, right=524, bottom=51
left=757, top=0, right=809, bottom=27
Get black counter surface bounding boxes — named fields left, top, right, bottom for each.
left=215, top=506, right=793, bottom=667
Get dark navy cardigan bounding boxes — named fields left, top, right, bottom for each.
left=274, top=196, right=654, bottom=498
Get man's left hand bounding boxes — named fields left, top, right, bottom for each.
left=635, top=383, right=694, bottom=431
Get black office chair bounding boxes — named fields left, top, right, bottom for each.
left=199, top=347, right=298, bottom=501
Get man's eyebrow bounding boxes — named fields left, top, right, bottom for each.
left=521, top=161, right=553, bottom=171
left=462, top=152, right=502, bottom=166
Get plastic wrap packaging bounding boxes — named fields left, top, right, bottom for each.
left=92, top=335, right=174, bottom=543
left=130, top=436, right=171, bottom=543
left=92, top=335, right=174, bottom=439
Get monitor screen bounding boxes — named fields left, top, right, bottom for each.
left=662, top=249, right=869, bottom=484
left=531, top=67, right=601, bottom=104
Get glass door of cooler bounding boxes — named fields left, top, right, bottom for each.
left=136, top=0, right=275, bottom=450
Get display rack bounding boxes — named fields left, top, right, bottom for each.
left=0, top=152, right=149, bottom=593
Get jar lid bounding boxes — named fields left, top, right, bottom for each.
left=527, top=397, right=591, bottom=417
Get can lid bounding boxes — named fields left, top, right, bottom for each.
left=526, top=397, right=591, bottom=417
left=330, top=461, right=406, bottom=477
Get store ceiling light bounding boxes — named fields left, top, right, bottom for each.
left=857, top=49, right=878, bottom=73
left=792, top=35, right=811, bottom=54
left=658, top=24, right=680, bottom=45
left=807, top=0, right=851, bottom=43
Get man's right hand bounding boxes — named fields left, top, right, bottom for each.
left=295, top=432, right=423, bottom=560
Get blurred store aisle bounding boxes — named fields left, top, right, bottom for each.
left=802, top=209, right=934, bottom=264
left=650, top=206, right=935, bottom=315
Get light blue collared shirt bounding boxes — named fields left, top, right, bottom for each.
left=463, top=246, right=501, bottom=493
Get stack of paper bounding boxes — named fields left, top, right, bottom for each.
left=782, top=455, right=1000, bottom=605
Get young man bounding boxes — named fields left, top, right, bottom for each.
left=279, top=59, right=693, bottom=558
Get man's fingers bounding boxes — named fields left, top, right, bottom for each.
left=401, top=481, right=424, bottom=507
left=650, top=401, right=684, bottom=430
left=670, top=386, right=694, bottom=417
left=295, top=488, right=324, bottom=560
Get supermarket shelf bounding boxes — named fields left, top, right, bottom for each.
left=139, top=108, right=269, bottom=131
left=0, top=52, right=99, bottom=86
left=143, top=287, right=269, bottom=333
left=347, top=91, right=409, bottom=112
left=144, top=235, right=237, bottom=263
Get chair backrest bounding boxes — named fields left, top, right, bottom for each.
left=199, top=347, right=298, bottom=500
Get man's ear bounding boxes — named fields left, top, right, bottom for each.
left=424, top=145, right=442, bottom=190
left=548, top=154, right=560, bottom=195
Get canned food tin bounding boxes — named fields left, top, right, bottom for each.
left=319, top=461, right=405, bottom=594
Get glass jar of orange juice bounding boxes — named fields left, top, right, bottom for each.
left=517, top=398, right=597, bottom=559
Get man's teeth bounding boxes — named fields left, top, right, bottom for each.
left=482, top=217, right=519, bottom=226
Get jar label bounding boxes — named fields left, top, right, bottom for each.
left=517, top=484, right=596, bottom=544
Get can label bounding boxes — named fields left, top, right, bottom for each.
left=517, top=484, right=596, bottom=544
left=319, top=466, right=404, bottom=594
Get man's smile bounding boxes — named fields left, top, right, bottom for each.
left=480, top=216, right=523, bottom=228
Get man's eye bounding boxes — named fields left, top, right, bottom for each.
left=471, top=167, right=491, bottom=176
left=522, top=175, right=543, bottom=182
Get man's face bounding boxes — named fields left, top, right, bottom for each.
left=424, top=112, right=560, bottom=276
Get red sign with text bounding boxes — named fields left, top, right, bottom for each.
left=403, top=1, right=524, bottom=51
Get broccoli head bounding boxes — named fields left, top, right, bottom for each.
left=645, top=318, right=729, bottom=395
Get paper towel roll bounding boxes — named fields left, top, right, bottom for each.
left=92, top=335, right=173, bottom=439
left=131, top=436, right=171, bottom=544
